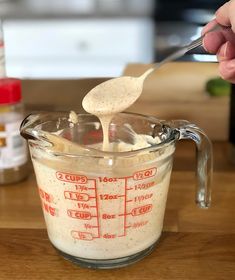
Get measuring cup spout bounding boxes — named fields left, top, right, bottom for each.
left=20, top=113, right=52, bottom=146
left=20, top=114, right=39, bottom=140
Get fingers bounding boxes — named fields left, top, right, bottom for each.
left=216, top=0, right=235, bottom=32
left=219, top=59, right=235, bottom=83
left=202, top=19, right=218, bottom=35
left=222, top=28, right=235, bottom=45
left=203, top=30, right=226, bottom=53
left=215, top=1, right=231, bottom=27
left=217, top=41, right=235, bottom=61
left=201, top=1, right=235, bottom=83
left=202, top=23, right=235, bottom=54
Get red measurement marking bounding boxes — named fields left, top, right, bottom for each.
left=42, top=202, right=57, bottom=217
left=102, top=214, right=116, bottom=219
left=126, top=200, right=133, bottom=203
left=134, top=193, right=153, bottom=203
left=99, top=177, right=118, bottom=183
left=103, top=233, right=116, bottom=239
left=56, top=171, right=87, bottom=184
left=132, top=220, right=149, bottom=228
left=64, top=191, right=89, bottom=201
left=118, top=176, right=132, bottom=179
left=123, top=178, right=128, bottom=236
left=131, top=204, right=153, bottom=216
left=134, top=181, right=156, bottom=190
left=119, top=212, right=131, bottom=217
left=84, top=223, right=98, bottom=229
left=93, top=179, right=101, bottom=238
left=75, top=185, right=88, bottom=191
left=100, top=194, right=119, bottom=200
left=67, top=209, right=92, bottom=220
left=77, top=203, right=90, bottom=209
left=133, top=168, right=157, bottom=181
left=71, top=231, right=93, bottom=241
left=38, top=188, right=53, bottom=203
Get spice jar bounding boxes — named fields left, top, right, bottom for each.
left=0, top=78, right=28, bottom=184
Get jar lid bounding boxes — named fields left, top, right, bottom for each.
left=0, top=78, right=21, bottom=105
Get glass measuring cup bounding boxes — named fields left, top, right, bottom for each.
left=20, top=112, right=212, bottom=269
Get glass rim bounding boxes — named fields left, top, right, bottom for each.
left=22, top=111, right=179, bottom=158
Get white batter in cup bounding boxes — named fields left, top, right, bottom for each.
left=20, top=112, right=212, bottom=269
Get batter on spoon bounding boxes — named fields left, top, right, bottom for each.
left=82, top=69, right=153, bottom=151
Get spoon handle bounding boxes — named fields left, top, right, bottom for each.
left=156, top=23, right=231, bottom=68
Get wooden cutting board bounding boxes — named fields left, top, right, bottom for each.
left=123, top=62, right=230, bottom=141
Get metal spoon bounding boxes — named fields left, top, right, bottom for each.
left=83, top=24, right=229, bottom=118
left=135, top=23, right=231, bottom=80
left=156, top=23, right=227, bottom=68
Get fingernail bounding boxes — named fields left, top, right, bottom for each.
left=223, top=42, right=228, bottom=57
left=202, top=37, right=212, bottom=53
left=202, top=38, right=208, bottom=51
left=219, top=41, right=229, bottom=61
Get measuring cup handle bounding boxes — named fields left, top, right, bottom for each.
left=173, top=120, right=213, bottom=208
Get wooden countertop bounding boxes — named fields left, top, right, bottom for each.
left=0, top=141, right=235, bottom=279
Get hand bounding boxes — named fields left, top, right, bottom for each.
left=202, top=0, right=235, bottom=83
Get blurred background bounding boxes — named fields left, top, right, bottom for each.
left=0, top=0, right=227, bottom=78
